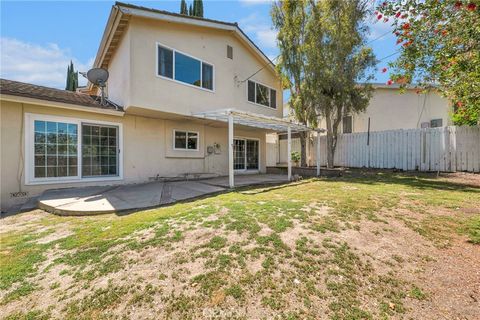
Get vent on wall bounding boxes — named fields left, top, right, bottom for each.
left=227, top=45, right=233, bottom=59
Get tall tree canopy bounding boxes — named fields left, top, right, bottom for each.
left=272, top=0, right=376, bottom=168
left=65, top=61, right=78, bottom=92
left=180, top=0, right=188, bottom=15
left=272, top=0, right=317, bottom=167
left=376, top=0, right=479, bottom=125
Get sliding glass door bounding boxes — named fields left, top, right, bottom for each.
left=234, top=138, right=259, bottom=171
left=82, top=124, right=118, bottom=177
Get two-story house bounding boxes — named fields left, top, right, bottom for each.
left=0, top=2, right=308, bottom=212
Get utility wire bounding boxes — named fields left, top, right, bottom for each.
left=240, top=54, right=280, bottom=83
left=378, top=50, right=401, bottom=62
left=241, top=32, right=396, bottom=83
left=367, top=30, right=392, bottom=45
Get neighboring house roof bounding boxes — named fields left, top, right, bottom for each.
left=0, top=79, right=123, bottom=111
left=94, top=2, right=275, bottom=72
left=369, top=82, right=439, bottom=90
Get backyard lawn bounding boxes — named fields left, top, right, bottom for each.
left=1, top=171, right=479, bottom=320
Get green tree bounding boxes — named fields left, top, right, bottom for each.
left=376, top=0, right=479, bottom=125
left=191, top=0, right=204, bottom=17
left=309, top=0, right=375, bottom=167
left=189, top=4, right=193, bottom=16
left=65, top=61, right=78, bottom=92
left=272, top=0, right=375, bottom=168
left=180, top=0, right=188, bottom=15
left=272, top=0, right=317, bottom=167
left=197, top=0, right=204, bottom=17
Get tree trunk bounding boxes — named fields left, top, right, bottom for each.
left=325, top=113, right=335, bottom=168
left=299, top=131, right=307, bottom=167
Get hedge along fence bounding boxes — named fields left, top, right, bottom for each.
left=276, top=126, right=480, bottom=172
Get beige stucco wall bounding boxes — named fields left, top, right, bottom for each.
left=314, top=88, right=451, bottom=133
left=107, top=27, right=131, bottom=107
left=0, top=101, right=267, bottom=211
left=107, top=17, right=283, bottom=118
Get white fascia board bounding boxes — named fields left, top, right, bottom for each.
left=1, top=95, right=125, bottom=117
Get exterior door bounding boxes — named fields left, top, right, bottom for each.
left=234, top=138, right=259, bottom=171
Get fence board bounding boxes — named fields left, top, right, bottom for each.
left=278, top=126, right=479, bottom=173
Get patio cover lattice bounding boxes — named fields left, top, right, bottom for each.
left=192, top=109, right=325, bottom=188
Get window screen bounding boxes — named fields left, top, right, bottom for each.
left=82, top=124, right=118, bottom=177
left=256, top=83, right=270, bottom=107
left=227, top=45, right=233, bottom=59
left=270, top=88, right=277, bottom=109
left=202, top=62, right=213, bottom=90
left=34, top=120, right=78, bottom=178
left=158, top=46, right=173, bottom=78
left=247, top=80, right=256, bottom=103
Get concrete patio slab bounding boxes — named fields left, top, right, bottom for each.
left=37, top=174, right=289, bottom=215
left=202, top=174, right=290, bottom=188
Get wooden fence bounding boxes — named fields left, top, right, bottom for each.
left=275, top=126, right=480, bottom=172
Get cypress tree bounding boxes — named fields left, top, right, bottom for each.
left=188, top=4, right=193, bottom=16
left=180, top=0, right=188, bottom=15
left=192, top=0, right=197, bottom=16
left=65, top=61, right=78, bottom=91
left=65, top=63, right=71, bottom=91
left=197, top=0, right=203, bottom=17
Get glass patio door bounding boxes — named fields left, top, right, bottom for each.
left=82, top=124, right=119, bottom=177
left=234, top=138, right=259, bottom=171
left=233, top=139, right=245, bottom=170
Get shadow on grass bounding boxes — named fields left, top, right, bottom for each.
left=333, top=173, right=480, bottom=193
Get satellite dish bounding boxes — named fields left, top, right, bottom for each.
left=86, top=68, right=109, bottom=106
left=86, top=68, right=109, bottom=87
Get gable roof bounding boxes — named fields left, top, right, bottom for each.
left=0, top=79, right=123, bottom=112
left=94, top=2, right=275, bottom=72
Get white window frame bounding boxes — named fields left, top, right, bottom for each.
left=246, top=80, right=277, bottom=109
left=233, top=136, right=260, bottom=173
left=172, top=129, right=200, bottom=151
left=24, top=113, right=124, bottom=185
left=156, top=42, right=215, bottom=93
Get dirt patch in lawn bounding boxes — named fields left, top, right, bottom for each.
left=1, top=173, right=479, bottom=319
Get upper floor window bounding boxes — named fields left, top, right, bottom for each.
left=157, top=44, right=214, bottom=91
left=247, top=80, right=276, bottom=109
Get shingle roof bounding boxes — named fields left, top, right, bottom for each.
left=0, top=79, right=123, bottom=111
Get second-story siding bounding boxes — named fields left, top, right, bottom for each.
left=107, top=16, right=283, bottom=118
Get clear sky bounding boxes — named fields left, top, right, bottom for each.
left=0, top=0, right=399, bottom=90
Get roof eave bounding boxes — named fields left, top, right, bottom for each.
left=0, top=94, right=125, bottom=117
left=93, top=2, right=276, bottom=79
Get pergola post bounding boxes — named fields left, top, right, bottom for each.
left=287, top=125, right=292, bottom=181
left=228, top=112, right=234, bottom=188
left=316, top=130, right=321, bottom=176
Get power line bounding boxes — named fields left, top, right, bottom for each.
left=241, top=54, right=280, bottom=83
left=242, top=36, right=398, bottom=83
left=367, top=30, right=392, bottom=45
left=378, top=50, right=401, bottom=62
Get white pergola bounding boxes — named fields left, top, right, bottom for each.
left=193, top=109, right=324, bottom=188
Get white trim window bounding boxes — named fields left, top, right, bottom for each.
left=25, top=113, right=123, bottom=185
left=173, top=130, right=199, bottom=151
left=247, top=80, right=276, bottom=109
left=157, top=43, right=214, bottom=91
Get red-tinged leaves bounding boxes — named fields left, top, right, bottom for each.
left=467, top=3, right=477, bottom=11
